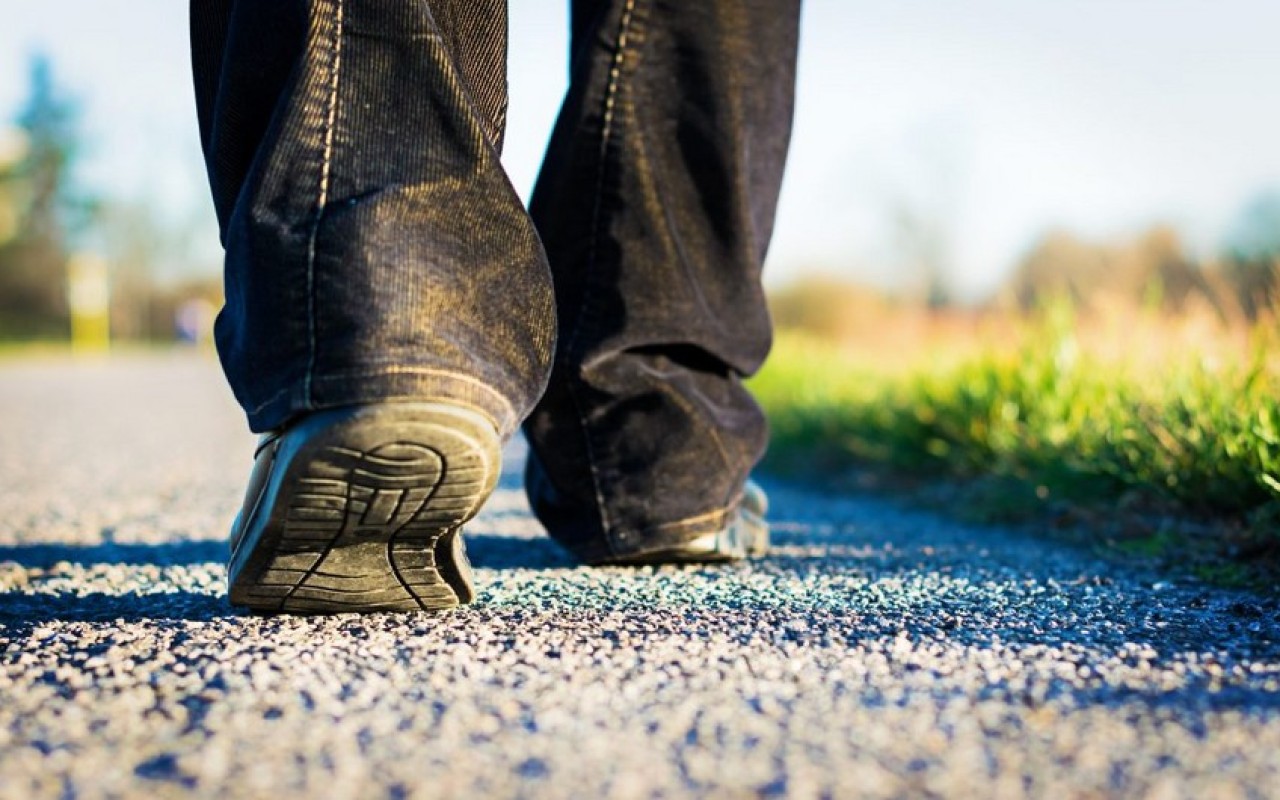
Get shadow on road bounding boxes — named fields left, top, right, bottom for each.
left=0, top=540, right=226, bottom=569
left=465, top=534, right=576, bottom=570
left=0, top=590, right=232, bottom=631
left=0, top=534, right=575, bottom=632
left=0, top=534, right=575, bottom=572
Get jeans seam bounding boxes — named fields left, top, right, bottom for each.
left=617, top=22, right=749, bottom=507
left=302, top=0, right=345, bottom=409
left=563, top=0, right=641, bottom=544
left=579, top=0, right=638, bottom=357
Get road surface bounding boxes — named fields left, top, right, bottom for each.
left=1, top=354, right=1278, bottom=798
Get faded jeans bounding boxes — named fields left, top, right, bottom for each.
left=190, top=0, right=801, bottom=563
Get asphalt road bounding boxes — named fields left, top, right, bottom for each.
left=1, top=353, right=1278, bottom=799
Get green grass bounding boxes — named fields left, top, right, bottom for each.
left=751, top=324, right=1280, bottom=585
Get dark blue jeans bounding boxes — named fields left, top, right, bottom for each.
left=191, top=0, right=800, bottom=563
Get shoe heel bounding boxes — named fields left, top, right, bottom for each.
left=228, top=403, right=499, bottom=614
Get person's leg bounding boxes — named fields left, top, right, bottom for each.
left=191, top=0, right=550, bottom=612
left=191, top=0, right=551, bottom=438
left=524, top=0, right=801, bottom=563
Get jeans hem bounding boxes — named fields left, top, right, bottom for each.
left=243, top=367, right=517, bottom=437
left=605, top=504, right=734, bottom=558
left=556, top=497, right=741, bottom=565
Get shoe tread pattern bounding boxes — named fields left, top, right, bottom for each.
left=230, top=408, right=495, bottom=614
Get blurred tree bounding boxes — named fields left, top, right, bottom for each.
left=1221, top=190, right=1280, bottom=320
left=891, top=201, right=953, bottom=309
left=1226, top=191, right=1280, bottom=261
left=0, top=54, right=97, bottom=339
left=0, top=128, right=26, bottom=247
left=1002, top=230, right=1108, bottom=312
left=1003, top=226, right=1217, bottom=317
left=1115, top=226, right=1213, bottom=315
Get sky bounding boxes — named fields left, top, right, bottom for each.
left=4, top=1, right=1280, bottom=300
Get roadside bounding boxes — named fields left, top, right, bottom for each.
left=753, top=328, right=1280, bottom=592
left=1, top=354, right=1278, bottom=797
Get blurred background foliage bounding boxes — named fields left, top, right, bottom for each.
left=0, top=55, right=219, bottom=346
left=762, top=208, right=1280, bottom=584
left=2, top=51, right=1278, bottom=346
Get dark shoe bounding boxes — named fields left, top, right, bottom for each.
left=227, top=402, right=500, bottom=614
left=603, top=480, right=770, bottom=566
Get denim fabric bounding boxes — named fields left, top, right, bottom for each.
left=190, top=0, right=800, bottom=562
left=191, top=0, right=553, bottom=437
left=524, top=0, right=800, bottom=562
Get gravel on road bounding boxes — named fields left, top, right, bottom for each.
left=1, top=354, right=1278, bottom=799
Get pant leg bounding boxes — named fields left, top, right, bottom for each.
left=524, top=0, right=801, bottom=562
left=190, top=0, right=553, bottom=437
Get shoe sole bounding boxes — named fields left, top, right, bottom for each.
left=227, top=403, right=500, bottom=614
